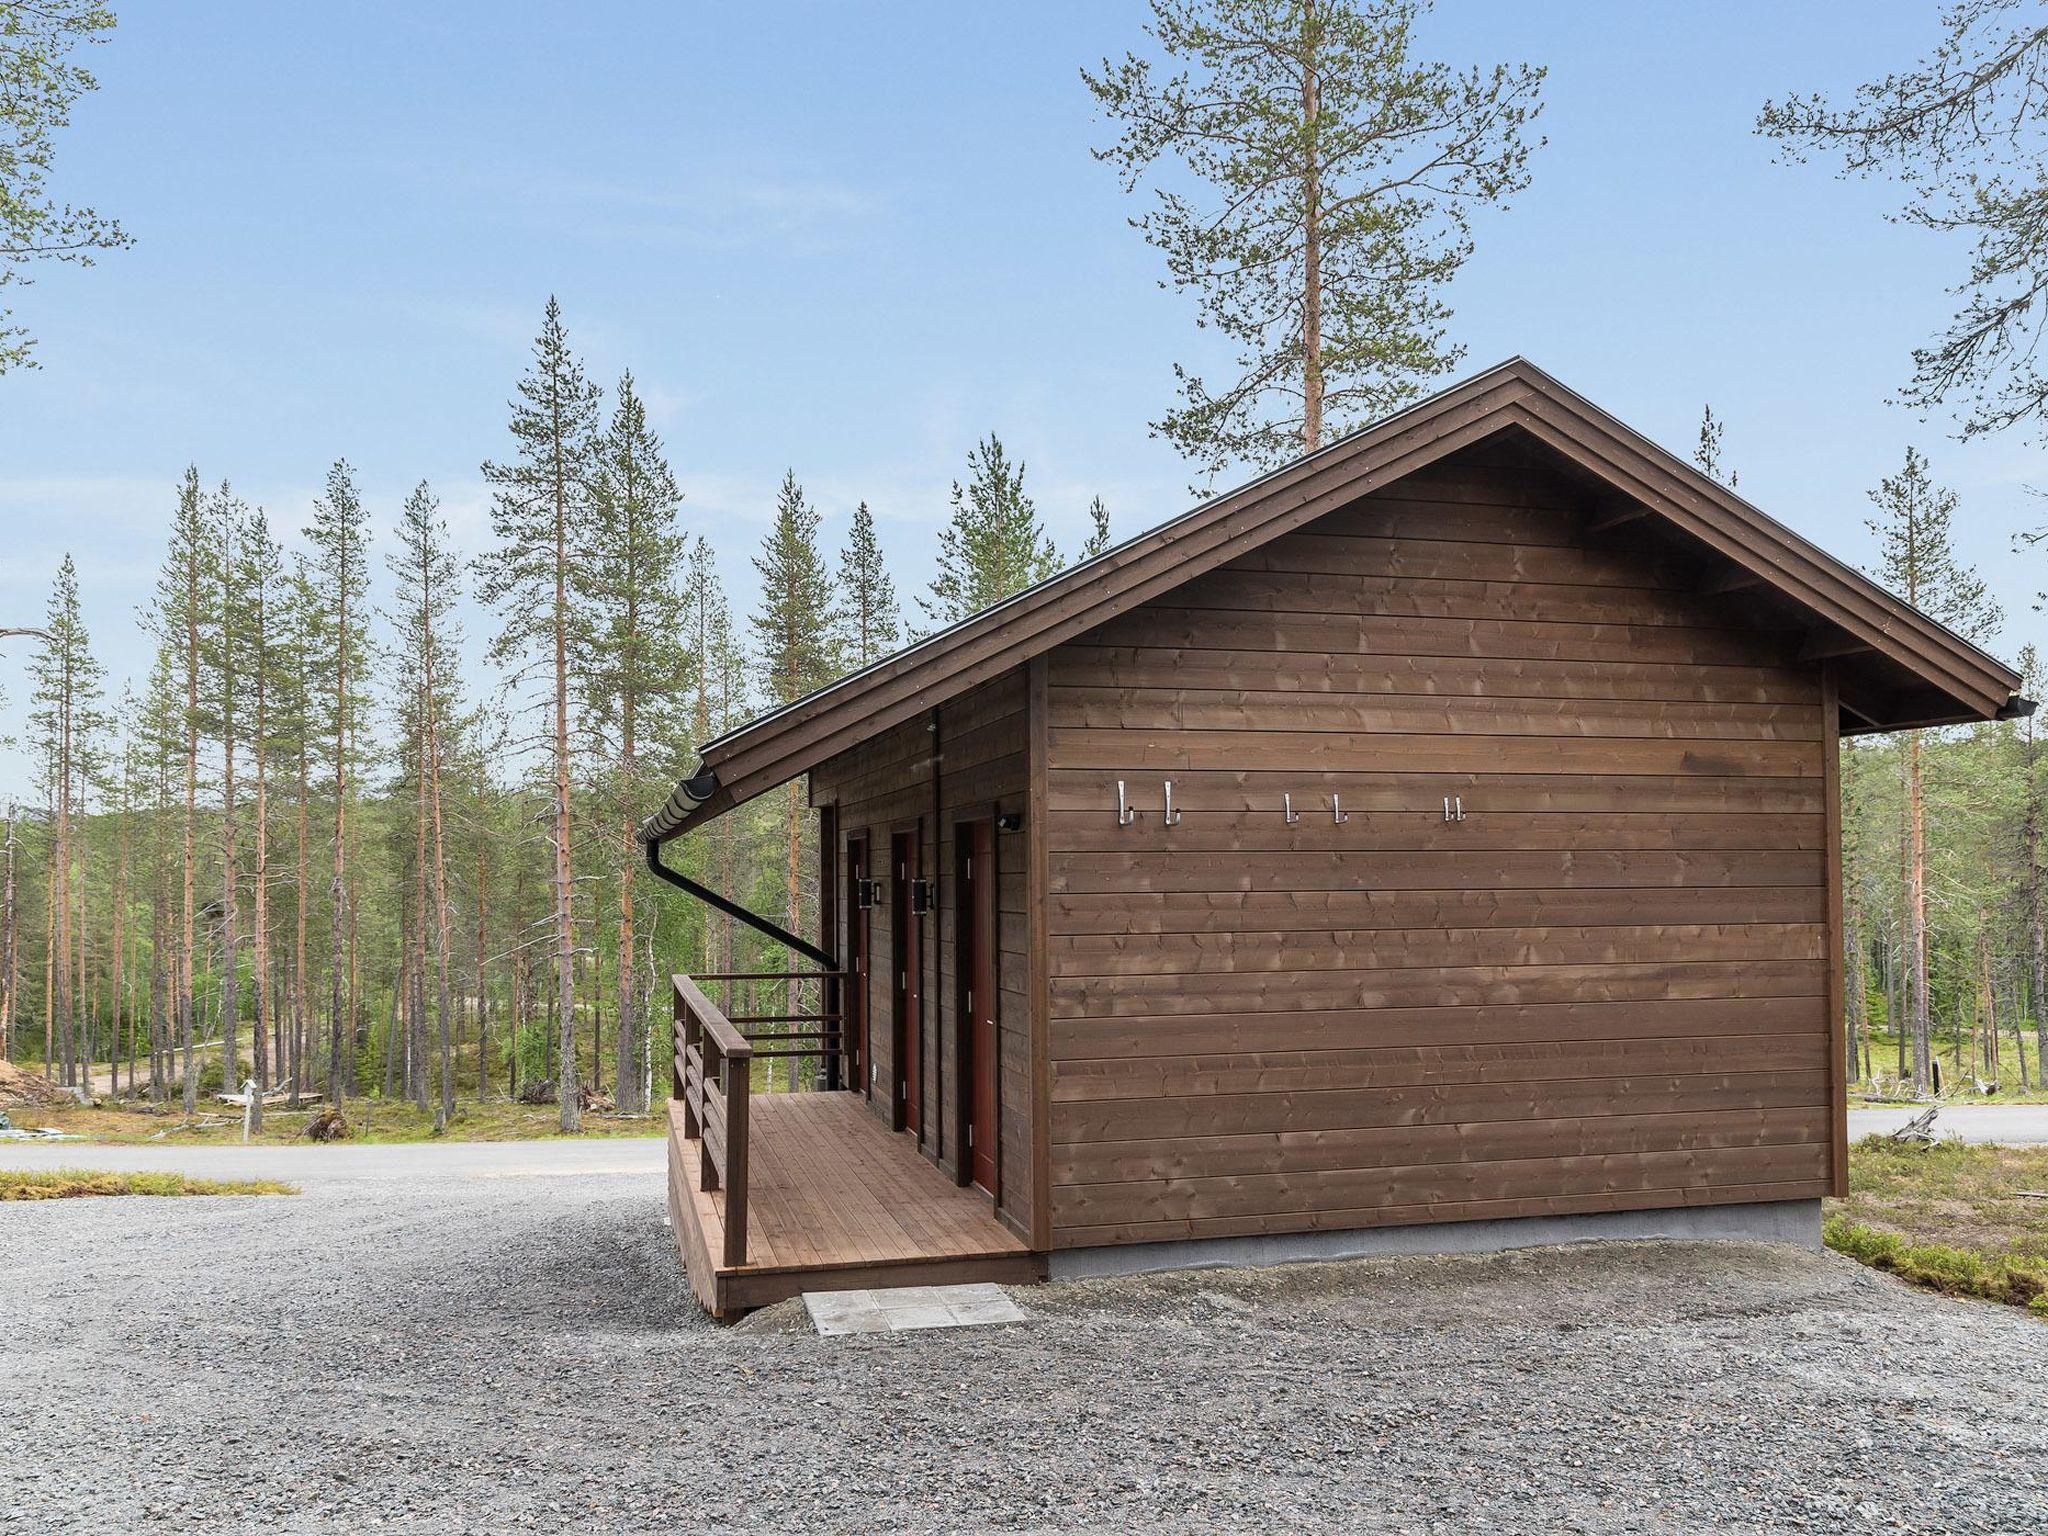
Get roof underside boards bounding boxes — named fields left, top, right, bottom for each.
left=641, top=357, right=2024, bottom=844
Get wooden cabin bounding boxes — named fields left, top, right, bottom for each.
left=641, top=358, right=2027, bottom=1319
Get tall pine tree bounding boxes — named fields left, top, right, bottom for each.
left=29, top=554, right=105, bottom=1085
left=1866, top=447, right=2001, bottom=1094
left=583, top=371, right=687, bottom=1114
left=304, top=459, right=372, bottom=1104
left=476, top=296, right=601, bottom=1133
left=388, top=481, right=465, bottom=1131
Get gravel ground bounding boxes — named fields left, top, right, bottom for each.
left=3, top=1153, right=2045, bottom=1535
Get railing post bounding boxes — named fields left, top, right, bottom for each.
left=722, top=1049, right=749, bottom=1269
left=679, top=987, right=696, bottom=1122
left=821, top=969, right=842, bottom=1092
left=698, top=1032, right=720, bottom=1194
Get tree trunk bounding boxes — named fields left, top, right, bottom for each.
left=1844, top=880, right=1866, bottom=1090
left=1, top=803, right=15, bottom=1062
left=1299, top=1, right=1323, bottom=454
left=291, top=727, right=309, bottom=1108
left=2031, top=792, right=2047, bottom=1096
left=220, top=596, right=240, bottom=1102
left=552, top=434, right=580, bottom=1135
left=251, top=594, right=270, bottom=1091
left=181, top=565, right=199, bottom=1115
left=1904, top=733, right=1932, bottom=1095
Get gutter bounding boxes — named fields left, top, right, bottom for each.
left=638, top=763, right=719, bottom=846
left=644, top=836, right=836, bottom=971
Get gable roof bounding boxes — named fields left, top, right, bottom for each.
left=642, top=356, right=2027, bottom=844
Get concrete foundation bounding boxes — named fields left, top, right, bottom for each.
left=1047, top=1199, right=1824, bottom=1281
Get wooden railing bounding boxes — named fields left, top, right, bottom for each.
left=674, top=973, right=753, bottom=1268
left=671, top=968, right=847, bottom=1270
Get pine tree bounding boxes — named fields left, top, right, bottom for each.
left=387, top=481, right=465, bottom=1131
left=205, top=482, right=247, bottom=1094
left=1085, top=0, right=1545, bottom=474
left=583, top=372, right=687, bottom=1114
left=1866, top=447, right=2001, bottom=1094
left=240, top=510, right=284, bottom=1093
left=29, top=554, right=105, bottom=1086
left=147, top=468, right=212, bottom=1112
left=1694, top=405, right=1737, bottom=488
left=1081, top=496, right=1113, bottom=560
left=476, top=296, right=601, bottom=1133
left=837, top=500, right=900, bottom=669
left=304, top=459, right=372, bottom=1104
left=0, top=1, right=132, bottom=373
left=751, top=472, right=839, bottom=1067
left=922, top=436, right=1059, bottom=626
left=278, top=561, right=320, bottom=1107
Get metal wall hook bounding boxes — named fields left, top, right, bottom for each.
left=1283, top=793, right=1301, bottom=825
left=1116, top=780, right=1137, bottom=827
left=1162, top=780, right=1183, bottom=826
left=1442, top=794, right=1468, bottom=824
left=1332, top=794, right=1349, bottom=825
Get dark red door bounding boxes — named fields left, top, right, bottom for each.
left=964, top=821, right=998, bottom=1194
left=845, top=839, right=870, bottom=1097
left=892, top=830, right=922, bottom=1137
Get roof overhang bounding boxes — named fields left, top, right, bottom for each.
left=641, top=357, right=2026, bottom=844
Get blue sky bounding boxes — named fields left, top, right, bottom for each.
left=1, top=2, right=2042, bottom=796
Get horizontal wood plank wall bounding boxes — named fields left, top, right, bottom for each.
left=810, top=666, right=1036, bottom=1241
left=1042, top=452, right=1832, bottom=1249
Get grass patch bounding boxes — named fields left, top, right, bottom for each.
left=1829, top=1136, right=2048, bottom=1316
left=0, top=1168, right=297, bottom=1200
left=10, top=1096, right=667, bottom=1147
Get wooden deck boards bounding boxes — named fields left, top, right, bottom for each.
left=669, top=1092, right=1042, bottom=1318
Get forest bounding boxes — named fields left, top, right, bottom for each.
left=0, top=297, right=1115, bottom=1132
left=7, top=0, right=2048, bottom=1132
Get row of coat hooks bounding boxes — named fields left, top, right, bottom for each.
left=1115, top=781, right=1469, bottom=826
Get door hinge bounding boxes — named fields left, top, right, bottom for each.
left=966, top=1124, right=974, bottom=1148
left=966, top=989, right=973, bottom=1014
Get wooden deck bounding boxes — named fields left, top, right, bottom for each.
left=667, top=1090, right=1043, bottom=1318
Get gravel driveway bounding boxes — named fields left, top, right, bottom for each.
left=3, top=1145, right=2044, bottom=1535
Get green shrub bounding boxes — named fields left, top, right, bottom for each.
left=1825, top=1214, right=2048, bottom=1313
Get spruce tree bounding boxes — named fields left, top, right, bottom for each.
left=922, top=436, right=1059, bottom=626
left=684, top=537, right=747, bottom=976
left=584, top=371, right=687, bottom=1114
left=837, top=500, right=900, bottom=669
left=476, top=296, right=601, bottom=1133
left=751, top=472, right=839, bottom=1064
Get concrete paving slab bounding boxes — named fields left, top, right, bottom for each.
left=804, top=1282, right=1026, bottom=1336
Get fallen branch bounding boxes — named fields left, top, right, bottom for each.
left=1889, top=1106, right=1940, bottom=1144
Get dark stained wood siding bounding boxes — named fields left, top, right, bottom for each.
left=1040, top=454, right=1834, bottom=1249
left=809, top=666, right=1036, bottom=1240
